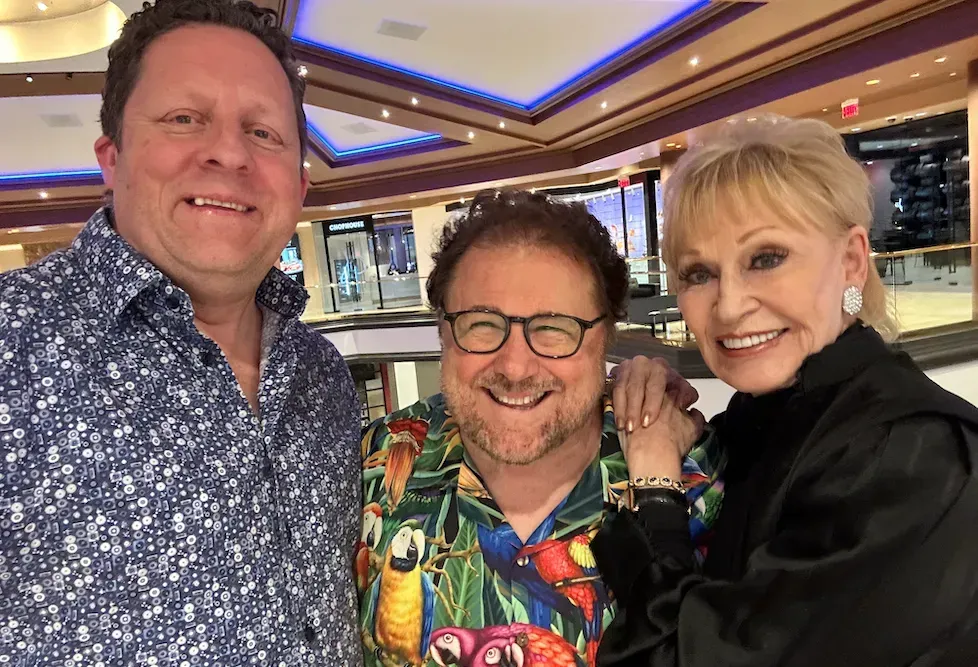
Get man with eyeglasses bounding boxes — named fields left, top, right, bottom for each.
left=356, top=189, right=723, bottom=667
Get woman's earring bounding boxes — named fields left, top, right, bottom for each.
left=842, top=285, right=863, bottom=316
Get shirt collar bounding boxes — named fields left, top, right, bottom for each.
left=73, top=206, right=309, bottom=323
left=796, top=323, right=889, bottom=393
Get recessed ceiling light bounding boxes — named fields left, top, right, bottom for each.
left=600, top=101, right=608, bottom=110
left=950, top=72, right=958, bottom=77
left=866, top=79, right=881, bottom=85
left=822, top=108, right=829, bottom=112
left=594, top=166, right=603, bottom=171
left=910, top=72, right=920, bottom=78
left=498, top=121, right=506, bottom=129
left=329, top=206, right=337, bottom=211
left=25, top=76, right=33, bottom=83
left=747, top=117, right=757, bottom=122
left=494, top=182, right=503, bottom=187
left=467, top=131, right=475, bottom=140
left=38, top=191, right=48, bottom=199
left=410, top=97, right=419, bottom=106
left=409, top=194, right=417, bottom=199
left=675, top=144, right=682, bottom=149
left=666, top=142, right=676, bottom=147
left=689, top=56, right=700, bottom=67
left=935, top=56, right=948, bottom=63
left=36, top=2, right=48, bottom=10
left=916, top=112, right=927, bottom=117
left=911, top=142, right=919, bottom=147
left=381, top=109, right=390, bottom=119
left=877, top=144, right=884, bottom=149
left=851, top=127, right=861, bottom=132
left=297, top=65, right=308, bottom=77
left=866, top=160, right=874, bottom=165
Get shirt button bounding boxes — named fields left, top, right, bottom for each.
left=303, top=624, right=317, bottom=645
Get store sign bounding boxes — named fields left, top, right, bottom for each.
left=328, top=219, right=367, bottom=234
left=841, top=98, right=859, bottom=120
left=618, top=175, right=631, bottom=188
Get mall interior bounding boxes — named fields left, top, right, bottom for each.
left=2, top=0, right=978, bottom=421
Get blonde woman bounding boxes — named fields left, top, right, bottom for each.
left=594, top=117, right=978, bottom=666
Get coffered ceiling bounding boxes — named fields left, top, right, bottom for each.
left=1, top=0, right=977, bottom=228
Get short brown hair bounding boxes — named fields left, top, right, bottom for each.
left=426, top=188, right=630, bottom=321
left=100, top=0, right=307, bottom=160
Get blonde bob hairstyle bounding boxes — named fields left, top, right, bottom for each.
left=662, top=115, right=898, bottom=341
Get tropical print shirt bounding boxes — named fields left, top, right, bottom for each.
left=358, top=393, right=724, bottom=667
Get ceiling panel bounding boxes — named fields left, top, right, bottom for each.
left=304, top=104, right=441, bottom=155
left=0, top=95, right=101, bottom=178
left=292, top=0, right=709, bottom=108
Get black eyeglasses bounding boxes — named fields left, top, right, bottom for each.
left=442, top=309, right=608, bottom=359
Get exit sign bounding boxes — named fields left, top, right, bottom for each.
left=618, top=175, right=631, bottom=189
left=841, top=98, right=860, bottom=119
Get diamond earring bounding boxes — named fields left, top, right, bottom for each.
left=842, top=285, right=863, bottom=316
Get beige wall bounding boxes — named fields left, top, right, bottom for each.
left=410, top=204, right=449, bottom=304
left=0, top=244, right=26, bottom=273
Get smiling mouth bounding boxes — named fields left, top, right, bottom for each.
left=185, top=197, right=255, bottom=213
left=485, top=388, right=551, bottom=409
left=718, top=329, right=787, bottom=351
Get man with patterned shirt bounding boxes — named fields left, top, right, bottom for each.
left=358, top=190, right=724, bottom=667
left=0, top=1, right=362, bottom=664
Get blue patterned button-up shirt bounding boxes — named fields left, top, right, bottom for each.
left=0, top=209, right=363, bottom=666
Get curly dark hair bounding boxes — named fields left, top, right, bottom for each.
left=426, top=188, right=630, bottom=322
left=100, top=0, right=307, bottom=160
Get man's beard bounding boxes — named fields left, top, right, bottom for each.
left=442, top=368, right=604, bottom=467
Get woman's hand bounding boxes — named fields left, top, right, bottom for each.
left=609, top=356, right=699, bottom=432
left=620, top=393, right=706, bottom=481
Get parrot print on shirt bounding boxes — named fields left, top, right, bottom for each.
left=358, top=394, right=725, bottom=667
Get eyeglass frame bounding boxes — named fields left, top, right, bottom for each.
left=441, top=308, right=609, bottom=359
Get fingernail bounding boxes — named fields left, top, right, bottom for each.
left=642, top=414, right=650, bottom=428
left=617, top=419, right=624, bottom=430
left=627, top=420, right=634, bottom=433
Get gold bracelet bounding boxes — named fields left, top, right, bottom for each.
left=627, top=476, right=685, bottom=493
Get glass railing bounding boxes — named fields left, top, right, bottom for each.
left=301, top=244, right=978, bottom=342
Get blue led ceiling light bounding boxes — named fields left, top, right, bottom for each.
left=293, top=0, right=710, bottom=110
left=0, top=169, right=103, bottom=183
left=308, top=124, right=442, bottom=158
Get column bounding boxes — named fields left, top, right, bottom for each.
left=410, top=204, right=449, bottom=304
left=295, top=221, right=326, bottom=320
left=968, top=59, right=978, bottom=319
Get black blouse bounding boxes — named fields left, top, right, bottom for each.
left=594, top=325, right=978, bottom=667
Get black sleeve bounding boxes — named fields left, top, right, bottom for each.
left=593, top=417, right=977, bottom=667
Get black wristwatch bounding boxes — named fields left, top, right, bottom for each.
left=620, top=486, right=689, bottom=514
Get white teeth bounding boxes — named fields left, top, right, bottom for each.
left=191, top=197, right=249, bottom=213
left=721, top=330, right=782, bottom=350
left=491, top=391, right=545, bottom=407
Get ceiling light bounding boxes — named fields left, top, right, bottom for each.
left=467, top=131, right=475, bottom=140
left=851, top=127, right=861, bottom=132
left=498, top=121, right=506, bottom=129
left=303, top=161, right=311, bottom=169
left=297, top=65, right=308, bottom=77
left=638, top=152, right=645, bottom=157
left=910, top=72, right=920, bottom=78
left=25, top=76, right=33, bottom=83
left=866, top=79, right=881, bottom=85
left=689, top=56, right=700, bottom=67
left=935, top=56, right=947, bottom=63
left=916, top=112, right=927, bottom=117
left=36, top=2, right=48, bottom=10
left=381, top=109, right=390, bottom=119
left=877, top=144, right=884, bottom=149
left=493, top=182, right=503, bottom=187
left=530, top=188, right=537, bottom=194
left=38, top=191, right=48, bottom=199
left=594, top=166, right=603, bottom=171
left=675, top=144, right=682, bottom=149
left=866, top=161, right=874, bottom=165
left=329, top=206, right=337, bottom=211
left=747, top=117, right=757, bottom=122
left=600, top=101, right=608, bottom=110
left=911, top=142, right=919, bottom=147
left=666, top=142, right=676, bottom=147
left=950, top=72, right=958, bottom=77
left=410, top=97, right=419, bottom=106
left=459, top=197, right=465, bottom=204
left=409, top=194, right=417, bottom=199
left=822, top=108, right=829, bottom=112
